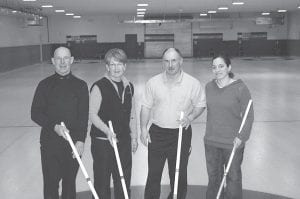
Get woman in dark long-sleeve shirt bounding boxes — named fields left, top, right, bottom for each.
left=204, top=53, right=254, bottom=199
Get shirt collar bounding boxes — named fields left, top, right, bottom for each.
left=163, top=70, right=184, bottom=84
left=104, top=73, right=131, bottom=104
left=54, top=72, right=72, bottom=80
left=104, top=73, right=130, bottom=87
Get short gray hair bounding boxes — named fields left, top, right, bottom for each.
left=162, top=47, right=183, bottom=58
left=104, top=48, right=127, bottom=65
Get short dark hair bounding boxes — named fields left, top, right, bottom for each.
left=212, top=53, right=234, bottom=78
left=104, top=48, right=127, bottom=65
left=162, top=47, right=183, bottom=58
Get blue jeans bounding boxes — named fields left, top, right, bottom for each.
left=205, top=144, right=244, bottom=199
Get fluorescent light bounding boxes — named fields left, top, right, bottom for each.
left=137, top=15, right=144, bottom=17
left=137, top=8, right=146, bottom=11
left=261, top=12, right=270, bottom=15
left=200, top=13, right=208, bottom=16
left=12, top=10, right=17, bottom=13
left=73, top=16, right=81, bottom=18
left=23, top=0, right=36, bottom=1
left=137, top=12, right=145, bottom=15
left=277, top=9, right=287, bottom=12
left=208, top=10, right=217, bottom=14
left=40, top=16, right=43, bottom=19
left=137, top=4, right=148, bottom=6
left=65, top=13, right=74, bottom=16
left=55, top=10, right=65, bottom=13
left=41, top=5, right=53, bottom=8
left=232, top=1, right=244, bottom=5
left=298, top=5, right=300, bottom=9
left=218, top=7, right=228, bottom=10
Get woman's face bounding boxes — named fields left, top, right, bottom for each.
left=212, top=57, right=231, bottom=80
left=106, top=58, right=126, bottom=80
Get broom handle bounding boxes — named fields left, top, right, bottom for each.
left=108, top=121, right=129, bottom=199
left=61, top=122, right=99, bottom=199
left=216, top=99, right=252, bottom=199
left=173, top=111, right=184, bottom=199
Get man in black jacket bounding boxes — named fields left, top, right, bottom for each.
left=31, top=46, right=89, bottom=199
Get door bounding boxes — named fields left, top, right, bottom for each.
left=125, top=34, right=138, bottom=59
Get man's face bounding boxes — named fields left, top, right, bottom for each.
left=106, top=58, right=126, bottom=80
left=51, top=48, right=74, bottom=76
left=163, top=50, right=183, bottom=76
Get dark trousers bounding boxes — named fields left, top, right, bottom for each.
left=91, top=137, right=132, bottom=199
left=144, top=124, right=192, bottom=199
left=40, top=145, right=79, bottom=199
left=204, top=144, right=244, bottom=199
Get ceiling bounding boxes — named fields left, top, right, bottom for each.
left=1, top=0, right=300, bottom=17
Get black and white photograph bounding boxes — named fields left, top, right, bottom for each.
left=0, top=0, right=299, bottom=199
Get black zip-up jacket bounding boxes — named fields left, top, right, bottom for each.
left=90, top=77, right=134, bottom=140
left=31, top=72, right=89, bottom=148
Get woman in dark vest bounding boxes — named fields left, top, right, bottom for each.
left=89, top=48, right=138, bottom=199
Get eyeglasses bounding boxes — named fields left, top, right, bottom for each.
left=54, top=56, right=72, bottom=63
left=108, top=63, right=124, bottom=67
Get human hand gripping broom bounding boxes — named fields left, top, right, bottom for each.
left=216, top=99, right=253, bottom=199
left=61, top=122, right=99, bottom=199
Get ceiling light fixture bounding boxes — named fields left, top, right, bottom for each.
left=137, top=4, right=148, bottom=7
left=232, top=1, right=244, bottom=5
left=218, top=7, right=228, bottom=10
left=65, top=13, right=74, bottom=16
left=137, top=8, right=146, bottom=11
left=208, top=10, right=217, bottom=14
left=137, top=12, right=145, bottom=14
left=200, top=13, right=208, bottom=16
left=124, top=19, right=177, bottom=24
left=0, top=6, right=44, bottom=19
left=73, top=16, right=81, bottom=18
left=261, top=12, right=270, bottom=15
left=23, top=0, right=37, bottom=2
left=277, top=9, right=287, bottom=12
left=41, top=5, right=53, bottom=8
left=55, top=10, right=65, bottom=13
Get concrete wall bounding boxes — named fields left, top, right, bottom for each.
left=0, top=12, right=299, bottom=72
left=287, top=12, right=300, bottom=40
left=48, top=13, right=291, bottom=58
left=192, top=13, right=288, bottom=41
left=287, top=12, right=300, bottom=56
left=48, top=14, right=289, bottom=43
left=48, top=15, right=145, bottom=43
left=0, top=15, right=48, bottom=47
left=145, top=23, right=192, bottom=57
left=0, top=15, right=50, bottom=72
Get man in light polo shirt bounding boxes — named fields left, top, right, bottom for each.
left=140, top=47, right=206, bottom=199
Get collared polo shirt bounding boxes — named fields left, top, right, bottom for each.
left=142, top=71, right=206, bottom=129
